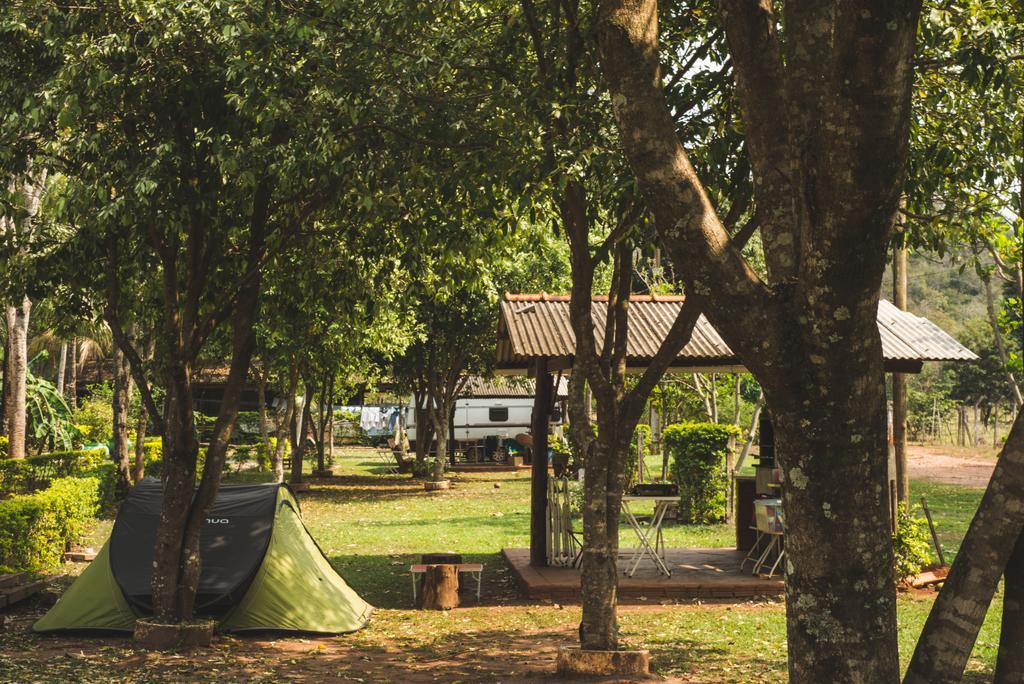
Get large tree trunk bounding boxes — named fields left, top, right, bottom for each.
left=893, top=241, right=910, bottom=511
left=133, top=401, right=148, bottom=483
left=132, top=337, right=155, bottom=483
left=905, top=411, right=1024, bottom=682
left=768, top=348, right=898, bottom=681
left=995, top=531, right=1024, bottom=683
left=111, top=342, right=134, bottom=496
left=255, top=368, right=272, bottom=471
left=1, top=320, right=10, bottom=431
left=290, top=379, right=314, bottom=484
left=272, top=363, right=299, bottom=484
left=327, top=383, right=335, bottom=465
left=174, top=284, right=261, bottom=621
left=56, top=341, right=67, bottom=395
left=579, top=422, right=632, bottom=650
left=64, top=337, right=78, bottom=409
left=151, top=359, right=201, bottom=622
left=314, top=374, right=330, bottom=473
left=413, top=388, right=434, bottom=462
left=594, top=1, right=918, bottom=678
left=983, top=273, right=1023, bottom=409
left=429, top=398, right=449, bottom=480
left=4, top=297, right=31, bottom=460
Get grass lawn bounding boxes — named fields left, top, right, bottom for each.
left=910, top=479, right=984, bottom=557
left=6, top=446, right=999, bottom=682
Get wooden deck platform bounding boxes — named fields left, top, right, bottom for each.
left=502, top=547, right=784, bottom=602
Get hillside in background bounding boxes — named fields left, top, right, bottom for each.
left=880, top=249, right=988, bottom=340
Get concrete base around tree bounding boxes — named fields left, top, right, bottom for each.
left=556, top=646, right=650, bottom=677
left=502, top=547, right=784, bottom=602
left=133, top=618, right=214, bottom=650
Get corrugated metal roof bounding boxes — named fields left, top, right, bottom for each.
left=460, top=376, right=568, bottom=398
left=876, top=299, right=977, bottom=361
left=497, top=294, right=977, bottom=371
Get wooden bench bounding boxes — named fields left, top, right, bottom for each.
left=410, top=563, right=483, bottom=603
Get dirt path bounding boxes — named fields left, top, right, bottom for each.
left=0, top=605, right=715, bottom=683
left=907, top=444, right=995, bottom=488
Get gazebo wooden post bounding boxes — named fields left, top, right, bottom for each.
left=530, top=357, right=553, bottom=567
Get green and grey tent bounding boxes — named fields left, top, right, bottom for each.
left=34, top=479, right=371, bottom=634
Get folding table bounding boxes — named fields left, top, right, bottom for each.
left=620, top=495, right=677, bottom=577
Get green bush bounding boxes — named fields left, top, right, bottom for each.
left=230, top=445, right=255, bottom=472
left=0, top=458, right=30, bottom=496
left=665, top=422, right=740, bottom=523
left=0, top=435, right=8, bottom=458
left=137, top=437, right=163, bottom=478
left=0, top=476, right=99, bottom=573
left=0, top=448, right=108, bottom=497
left=893, top=507, right=934, bottom=583
left=74, top=393, right=114, bottom=444
left=254, top=437, right=287, bottom=472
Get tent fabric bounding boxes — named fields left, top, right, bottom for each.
left=110, top=478, right=277, bottom=616
left=218, top=489, right=372, bottom=633
left=34, top=481, right=371, bottom=635
left=33, top=542, right=137, bottom=633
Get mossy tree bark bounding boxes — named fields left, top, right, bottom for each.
left=3, top=298, right=31, bottom=460
left=905, top=411, right=1024, bottom=682
left=563, top=185, right=733, bottom=649
left=594, top=0, right=921, bottom=678
left=995, top=530, right=1024, bottom=683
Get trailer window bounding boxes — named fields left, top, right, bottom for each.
left=489, top=407, right=509, bottom=422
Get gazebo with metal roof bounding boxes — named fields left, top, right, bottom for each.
left=497, top=294, right=977, bottom=375
left=495, top=293, right=978, bottom=568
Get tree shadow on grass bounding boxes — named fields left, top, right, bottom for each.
left=296, top=474, right=530, bottom=504
left=644, top=637, right=779, bottom=681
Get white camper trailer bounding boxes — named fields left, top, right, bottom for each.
left=405, top=377, right=567, bottom=453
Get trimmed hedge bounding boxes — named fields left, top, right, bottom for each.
left=0, top=476, right=100, bottom=573
left=665, top=422, right=740, bottom=523
left=0, top=448, right=108, bottom=498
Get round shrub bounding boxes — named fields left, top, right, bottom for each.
left=664, top=422, right=740, bottom=523
left=75, top=395, right=114, bottom=444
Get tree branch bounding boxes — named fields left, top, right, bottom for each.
left=595, top=0, right=773, bottom=364
left=718, top=0, right=798, bottom=281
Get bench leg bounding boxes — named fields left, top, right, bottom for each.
left=411, top=572, right=417, bottom=604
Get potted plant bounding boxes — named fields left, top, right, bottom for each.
left=550, top=433, right=572, bottom=477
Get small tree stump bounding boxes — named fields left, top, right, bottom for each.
left=420, top=564, right=459, bottom=610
